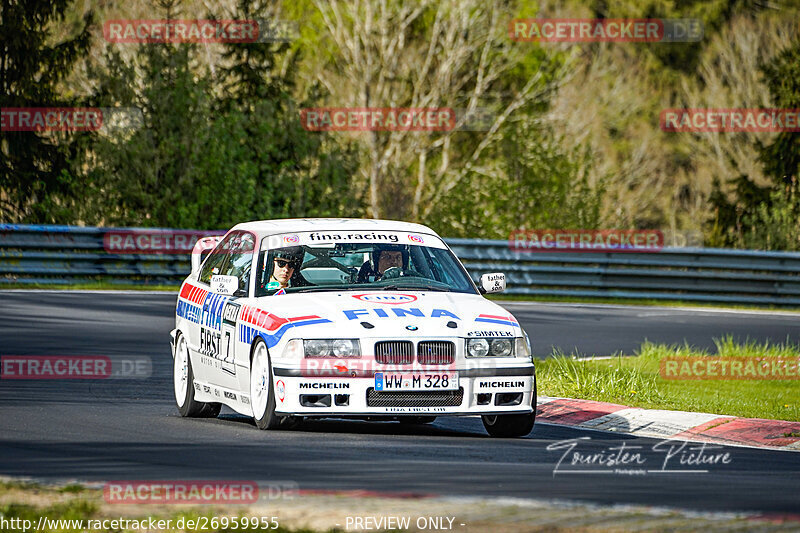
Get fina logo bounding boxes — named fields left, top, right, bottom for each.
left=353, top=293, right=418, bottom=304
left=408, top=234, right=424, bottom=243
left=283, top=234, right=299, bottom=244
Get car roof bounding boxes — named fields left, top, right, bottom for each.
left=231, top=218, right=441, bottom=238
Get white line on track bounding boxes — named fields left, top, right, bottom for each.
left=499, top=300, right=800, bottom=317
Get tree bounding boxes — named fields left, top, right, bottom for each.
left=0, top=0, right=93, bottom=222
left=307, top=0, right=566, bottom=222
left=707, top=36, right=800, bottom=249
left=80, top=0, right=360, bottom=229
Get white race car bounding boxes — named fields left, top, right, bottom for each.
left=170, top=219, right=536, bottom=437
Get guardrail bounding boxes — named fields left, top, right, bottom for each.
left=2, top=224, right=800, bottom=306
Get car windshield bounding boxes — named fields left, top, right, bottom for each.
left=255, top=240, right=478, bottom=297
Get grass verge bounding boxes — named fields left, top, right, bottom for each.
left=0, top=481, right=314, bottom=533
left=536, top=336, right=800, bottom=422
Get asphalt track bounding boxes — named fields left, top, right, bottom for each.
left=0, top=292, right=799, bottom=514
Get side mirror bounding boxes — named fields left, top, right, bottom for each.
left=191, top=236, right=223, bottom=276
left=211, top=275, right=239, bottom=296
left=480, top=272, right=506, bottom=294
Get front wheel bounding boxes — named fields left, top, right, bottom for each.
left=482, top=381, right=536, bottom=438
left=250, top=340, right=283, bottom=430
left=174, top=333, right=221, bottom=418
left=481, top=412, right=535, bottom=438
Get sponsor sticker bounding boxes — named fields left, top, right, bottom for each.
left=352, top=293, right=418, bottom=305
left=467, top=330, right=514, bottom=337
left=343, top=307, right=459, bottom=320
left=276, top=380, right=286, bottom=402
left=222, top=302, right=241, bottom=326
left=407, top=234, right=424, bottom=243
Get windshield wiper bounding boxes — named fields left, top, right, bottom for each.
left=381, top=284, right=451, bottom=292
left=291, top=286, right=356, bottom=293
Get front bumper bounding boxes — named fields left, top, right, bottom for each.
left=271, top=365, right=535, bottom=416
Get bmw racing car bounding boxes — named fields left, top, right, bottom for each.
left=170, top=219, right=536, bottom=437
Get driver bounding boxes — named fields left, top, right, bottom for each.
left=265, top=247, right=303, bottom=290
left=357, top=244, right=409, bottom=282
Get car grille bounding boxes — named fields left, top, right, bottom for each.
left=366, top=387, right=464, bottom=407
left=374, top=341, right=414, bottom=364
left=417, top=341, right=455, bottom=364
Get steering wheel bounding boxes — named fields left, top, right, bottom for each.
left=381, top=266, right=402, bottom=279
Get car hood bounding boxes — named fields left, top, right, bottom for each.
left=250, top=291, right=523, bottom=339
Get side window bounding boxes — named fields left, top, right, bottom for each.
left=199, top=233, right=235, bottom=285
left=219, top=233, right=256, bottom=294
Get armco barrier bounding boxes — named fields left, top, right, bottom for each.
left=1, top=225, right=800, bottom=306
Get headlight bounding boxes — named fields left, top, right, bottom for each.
left=491, top=338, right=513, bottom=357
left=466, top=337, right=516, bottom=357
left=303, top=339, right=361, bottom=358
left=466, top=338, right=490, bottom=357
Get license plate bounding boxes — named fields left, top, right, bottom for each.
left=374, top=372, right=458, bottom=391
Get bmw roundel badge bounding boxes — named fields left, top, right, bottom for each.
left=405, top=325, right=418, bottom=331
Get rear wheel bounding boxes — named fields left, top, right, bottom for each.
left=174, top=333, right=221, bottom=418
left=250, top=340, right=282, bottom=430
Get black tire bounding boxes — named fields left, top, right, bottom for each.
left=482, top=380, right=537, bottom=438
left=250, top=339, right=282, bottom=430
left=398, top=416, right=437, bottom=425
left=174, top=333, right=221, bottom=418
left=481, top=412, right=535, bottom=437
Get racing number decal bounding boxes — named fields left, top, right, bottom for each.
left=219, top=302, right=241, bottom=375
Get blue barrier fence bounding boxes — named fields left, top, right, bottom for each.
left=2, top=224, right=800, bottom=306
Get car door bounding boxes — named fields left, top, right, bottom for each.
left=191, top=231, right=253, bottom=390
left=203, top=231, right=256, bottom=392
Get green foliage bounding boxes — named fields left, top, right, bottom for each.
left=78, top=1, right=360, bottom=229
left=707, top=36, right=800, bottom=249
left=0, top=0, right=94, bottom=223
left=427, top=120, right=603, bottom=238
left=709, top=179, right=800, bottom=250
left=758, top=39, right=800, bottom=186
left=538, top=337, right=800, bottom=421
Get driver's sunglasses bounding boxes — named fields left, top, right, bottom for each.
left=274, top=259, right=295, bottom=269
